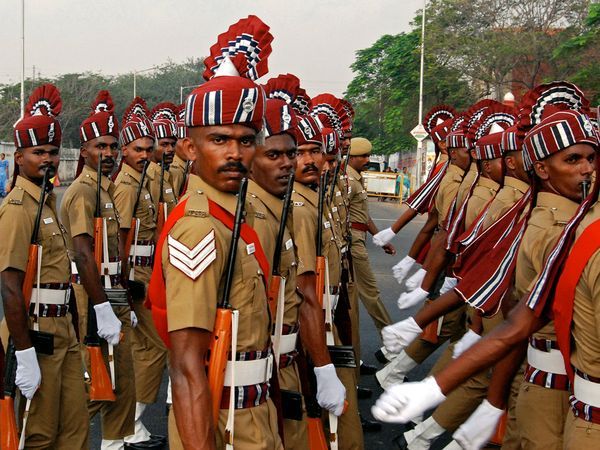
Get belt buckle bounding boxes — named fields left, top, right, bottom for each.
left=546, top=340, right=552, bottom=353
left=65, top=287, right=71, bottom=305
left=265, top=354, right=274, bottom=381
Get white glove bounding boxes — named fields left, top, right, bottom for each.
left=453, top=400, right=504, bottom=450
left=373, top=227, right=396, bottom=247
left=405, top=268, right=427, bottom=291
left=452, top=329, right=481, bottom=359
left=15, top=347, right=41, bottom=399
left=397, top=287, right=429, bottom=310
left=314, top=364, right=346, bottom=416
left=372, top=376, right=445, bottom=423
left=440, top=276, right=458, bottom=295
left=130, top=311, right=138, bottom=328
left=392, top=256, right=417, bottom=285
left=382, top=317, right=423, bottom=354
left=94, top=301, right=122, bottom=345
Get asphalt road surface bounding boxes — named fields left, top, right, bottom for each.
left=2, top=191, right=454, bottom=449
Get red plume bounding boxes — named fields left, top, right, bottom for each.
left=203, top=15, right=274, bottom=81
left=122, top=96, right=150, bottom=124
left=91, top=90, right=114, bottom=115
left=423, top=105, right=457, bottom=134
left=310, top=93, right=351, bottom=133
left=263, top=73, right=301, bottom=105
left=150, top=102, right=179, bottom=122
left=25, top=83, right=62, bottom=118
left=467, top=103, right=517, bottom=144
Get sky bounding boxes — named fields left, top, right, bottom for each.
left=0, top=0, right=423, bottom=97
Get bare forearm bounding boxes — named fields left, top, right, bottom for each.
left=435, top=301, right=544, bottom=394
left=367, top=218, right=378, bottom=235
left=407, top=213, right=438, bottom=259
left=1, top=271, right=32, bottom=350
left=73, top=236, right=107, bottom=306
left=298, top=274, right=332, bottom=367
left=413, top=290, right=462, bottom=328
left=391, top=208, right=418, bottom=234
left=421, top=248, right=450, bottom=292
left=486, top=341, right=527, bottom=409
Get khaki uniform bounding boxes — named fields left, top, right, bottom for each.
left=169, top=154, right=188, bottom=198
left=61, top=165, right=136, bottom=441
left=346, top=165, right=391, bottom=332
left=464, top=176, right=499, bottom=229
left=293, top=181, right=363, bottom=450
left=512, top=194, right=578, bottom=449
left=165, top=174, right=282, bottom=449
left=114, top=163, right=167, bottom=405
left=0, top=176, right=88, bottom=448
left=405, top=163, right=466, bottom=364
left=557, top=202, right=600, bottom=448
left=248, top=180, right=308, bottom=450
left=482, top=176, right=529, bottom=229
left=454, top=163, right=478, bottom=213
left=147, top=161, right=178, bottom=216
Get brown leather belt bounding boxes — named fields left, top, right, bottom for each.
left=350, top=222, right=369, bottom=232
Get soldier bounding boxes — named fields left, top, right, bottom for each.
left=372, top=82, right=597, bottom=450
left=61, top=89, right=135, bottom=449
left=148, top=102, right=179, bottom=217
left=169, top=108, right=190, bottom=198
left=292, top=114, right=363, bottom=449
left=112, top=98, right=165, bottom=449
left=0, top=84, right=89, bottom=448
left=147, top=16, right=282, bottom=449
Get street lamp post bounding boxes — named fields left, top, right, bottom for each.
left=133, top=66, right=161, bottom=98
left=415, top=0, right=427, bottom=187
left=20, top=0, right=25, bottom=117
left=179, top=84, right=199, bottom=104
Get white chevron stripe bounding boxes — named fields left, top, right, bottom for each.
left=169, top=240, right=216, bottom=270
left=168, top=230, right=215, bottom=258
left=170, top=248, right=217, bottom=280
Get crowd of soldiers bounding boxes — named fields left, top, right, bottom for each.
left=0, top=13, right=599, bottom=450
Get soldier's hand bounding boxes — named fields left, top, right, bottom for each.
left=373, top=227, right=395, bottom=247
left=440, top=276, right=458, bottom=295
left=382, top=317, right=423, bottom=353
left=405, top=268, right=427, bottom=291
left=314, top=363, right=346, bottom=416
left=130, top=310, right=139, bottom=328
left=94, top=301, right=122, bottom=345
left=382, top=243, right=396, bottom=255
left=15, top=347, right=41, bottom=399
left=371, top=376, right=445, bottom=423
left=452, top=329, right=481, bottom=359
left=392, top=256, right=417, bottom=285
left=452, top=400, right=504, bottom=450
left=397, top=287, right=429, bottom=310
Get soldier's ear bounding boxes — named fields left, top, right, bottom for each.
left=182, top=137, right=197, bottom=162
left=14, top=149, right=23, bottom=167
left=504, top=154, right=517, bottom=171
left=533, top=161, right=549, bottom=181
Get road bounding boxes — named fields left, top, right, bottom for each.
left=2, top=192, right=453, bottom=449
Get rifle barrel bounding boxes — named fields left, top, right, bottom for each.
left=271, top=173, right=295, bottom=276
left=31, top=167, right=54, bottom=245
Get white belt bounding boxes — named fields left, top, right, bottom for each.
left=130, top=244, right=153, bottom=257
left=574, top=373, right=600, bottom=408
left=223, top=354, right=274, bottom=387
left=527, top=344, right=567, bottom=375
left=31, top=288, right=69, bottom=305
left=71, top=261, right=121, bottom=276
left=274, top=333, right=298, bottom=355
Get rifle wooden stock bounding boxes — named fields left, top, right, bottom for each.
left=490, top=410, right=508, bottom=446
left=94, top=217, right=103, bottom=274
left=87, top=345, right=116, bottom=401
left=315, top=256, right=326, bottom=308
left=420, top=319, right=439, bottom=344
left=156, top=202, right=166, bottom=237
left=123, top=218, right=137, bottom=263
left=307, top=417, right=328, bottom=450
left=1, top=343, right=18, bottom=450
left=267, top=275, right=281, bottom=319
left=22, top=245, right=38, bottom=308
left=206, top=308, right=233, bottom=426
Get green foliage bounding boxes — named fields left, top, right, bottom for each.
left=0, top=58, right=203, bottom=147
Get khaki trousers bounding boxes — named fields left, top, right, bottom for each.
left=515, top=382, right=570, bottom=450
left=73, top=284, right=136, bottom=440
left=563, top=411, right=600, bottom=449
left=19, top=314, right=89, bottom=449
left=279, top=363, right=309, bottom=450
left=350, top=229, right=391, bottom=332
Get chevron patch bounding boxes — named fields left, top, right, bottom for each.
left=168, top=230, right=216, bottom=280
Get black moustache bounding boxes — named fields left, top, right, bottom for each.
left=218, top=162, right=248, bottom=174
left=302, top=165, right=317, bottom=174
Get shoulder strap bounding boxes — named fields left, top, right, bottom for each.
left=554, top=218, right=600, bottom=383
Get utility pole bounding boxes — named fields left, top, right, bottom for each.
left=20, top=0, right=25, bottom=117
left=411, top=0, right=428, bottom=188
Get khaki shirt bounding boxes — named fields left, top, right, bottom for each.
left=61, top=165, right=121, bottom=260
left=163, top=174, right=270, bottom=352
left=169, top=154, right=188, bottom=197
left=346, top=165, right=369, bottom=225
left=570, top=202, right=600, bottom=376
left=0, top=176, right=70, bottom=283
left=147, top=161, right=177, bottom=216
left=248, top=180, right=300, bottom=327
left=292, top=182, right=341, bottom=287
left=114, top=162, right=157, bottom=241
left=434, top=164, right=465, bottom=226
left=515, top=193, right=578, bottom=301
left=465, top=176, right=499, bottom=229
left=482, top=176, right=529, bottom=230
left=456, top=163, right=478, bottom=209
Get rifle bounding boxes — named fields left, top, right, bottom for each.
left=156, top=154, right=167, bottom=236
left=177, top=160, right=191, bottom=199
left=1, top=166, right=54, bottom=450
left=123, top=160, right=149, bottom=285
left=86, top=157, right=117, bottom=401
left=267, top=173, right=295, bottom=363
left=327, top=155, right=342, bottom=205
left=206, top=178, right=247, bottom=427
